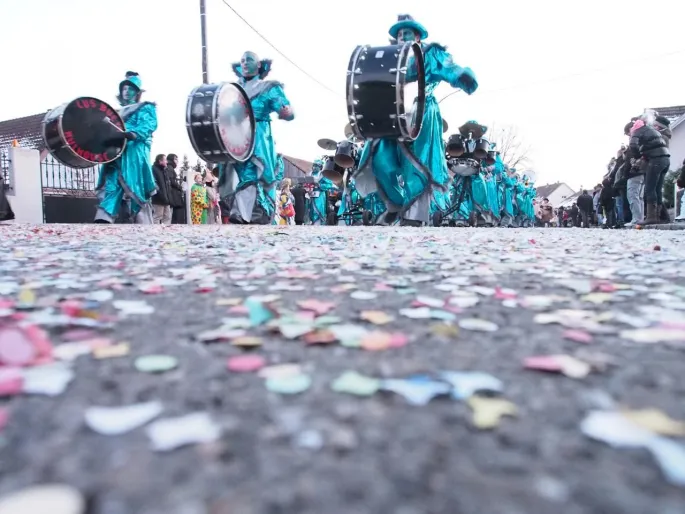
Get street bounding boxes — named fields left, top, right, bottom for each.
left=1, top=224, right=685, bottom=514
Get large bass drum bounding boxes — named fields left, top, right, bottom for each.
left=42, top=97, right=126, bottom=169
left=186, top=82, right=256, bottom=163
left=346, top=42, right=425, bottom=141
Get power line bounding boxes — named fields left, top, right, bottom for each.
left=439, top=47, right=685, bottom=104
left=217, top=0, right=342, bottom=97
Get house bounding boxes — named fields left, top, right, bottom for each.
left=535, top=182, right=576, bottom=206
left=651, top=105, right=685, bottom=171
left=0, top=112, right=50, bottom=158
left=281, top=155, right=313, bottom=179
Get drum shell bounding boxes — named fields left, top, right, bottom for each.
left=334, top=141, right=356, bottom=169
left=446, top=134, right=465, bottom=157
left=42, top=98, right=126, bottom=169
left=486, top=150, right=497, bottom=165
left=322, top=157, right=344, bottom=184
left=346, top=42, right=426, bottom=141
left=473, top=138, right=489, bottom=160
left=186, top=82, right=256, bottom=164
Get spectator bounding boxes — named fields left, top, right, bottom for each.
left=151, top=154, right=172, bottom=224
left=627, top=118, right=670, bottom=225
left=557, top=206, right=564, bottom=228
left=203, top=168, right=219, bottom=224
left=593, top=184, right=603, bottom=225
left=570, top=203, right=579, bottom=227
left=599, top=179, right=616, bottom=228
left=190, top=173, right=208, bottom=224
left=166, top=154, right=186, bottom=224
left=0, top=181, right=14, bottom=221
left=291, top=182, right=307, bottom=225
left=538, top=198, right=554, bottom=227
left=576, top=189, right=593, bottom=228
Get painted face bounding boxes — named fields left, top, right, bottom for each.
left=397, top=28, right=419, bottom=43
left=120, top=84, right=137, bottom=105
left=241, top=52, right=259, bottom=78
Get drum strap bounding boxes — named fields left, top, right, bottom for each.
left=398, top=141, right=447, bottom=192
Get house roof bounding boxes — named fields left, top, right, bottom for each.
left=0, top=112, right=47, bottom=152
left=282, top=155, right=313, bottom=178
left=535, top=182, right=564, bottom=200
left=650, top=105, right=685, bottom=123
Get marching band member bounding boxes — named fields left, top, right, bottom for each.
left=95, top=72, right=157, bottom=224
left=447, top=175, right=474, bottom=227
left=218, top=52, right=294, bottom=224
left=309, top=159, right=337, bottom=225
left=500, top=166, right=517, bottom=227
left=354, top=14, right=478, bottom=226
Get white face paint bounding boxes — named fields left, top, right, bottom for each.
left=240, top=52, right=259, bottom=77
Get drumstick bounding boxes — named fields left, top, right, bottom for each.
left=103, top=117, right=124, bottom=133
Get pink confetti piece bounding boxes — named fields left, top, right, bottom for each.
left=0, top=367, right=23, bottom=396
left=0, top=327, right=37, bottom=366
left=226, top=355, right=266, bottom=373
left=563, top=330, right=594, bottom=344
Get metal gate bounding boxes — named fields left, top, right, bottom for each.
left=40, top=155, right=99, bottom=223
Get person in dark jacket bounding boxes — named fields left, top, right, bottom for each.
left=0, top=181, right=15, bottom=222
left=576, top=190, right=593, bottom=228
left=599, top=179, right=616, bottom=228
left=151, top=154, right=172, bottom=224
left=291, top=183, right=307, bottom=225
left=166, top=154, right=186, bottom=224
left=569, top=203, right=579, bottom=226
left=627, top=118, right=670, bottom=224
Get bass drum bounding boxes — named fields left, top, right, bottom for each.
left=334, top=140, right=356, bottom=169
left=42, top=97, right=126, bottom=169
left=446, top=134, right=465, bottom=157
left=346, top=42, right=426, bottom=141
left=186, top=82, right=256, bottom=163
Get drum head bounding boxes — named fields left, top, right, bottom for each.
left=216, top=83, right=255, bottom=162
left=398, top=42, right=426, bottom=140
left=56, top=97, right=125, bottom=165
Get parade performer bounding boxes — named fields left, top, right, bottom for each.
left=354, top=15, right=478, bottom=226
left=337, top=178, right=365, bottom=225
left=309, top=159, right=338, bottom=225
left=190, top=173, right=208, bottom=224
left=485, top=149, right=504, bottom=226
left=500, top=166, right=516, bottom=227
left=218, top=52, right=294, bottom=224
left=95, top=72, right=157, bottom=224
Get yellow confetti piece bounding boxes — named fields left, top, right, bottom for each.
left=360, top=311, right=394, bottom=325
left=556, top=355, right=592, bottom=379
left=468, top=396, right=517, bottom=430
left=430, top=323, right=460, bottom=338
left=93, top=342, right=130, bottom=359
left=360, top=331, right=392, bottom=351
left=216, top=298, right=243, bottom=306
left=621, top=408, right=685, bottom=437
left=18, top=288, right=36, bottom=304
left=231, top=336, right=263, bottom=348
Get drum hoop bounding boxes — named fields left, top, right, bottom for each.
left=211, top=82, right=256, bottom=163
left=44, top=98, right=127, bottom=168
left=396, top=42, right=425, bottom=141
left=185, top=85, right=203, bottom=161
left=346, top=45, right=365, bottom=141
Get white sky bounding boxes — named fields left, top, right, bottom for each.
left=1, top=0, right=684, bottom=190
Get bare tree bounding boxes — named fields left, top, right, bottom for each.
left=488, top=123, right=532, bottom=169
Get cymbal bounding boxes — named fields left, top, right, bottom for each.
left=317, top=138, right=338, bottom=151
left=344, top=123, right=354, bottom=139
left=442, top=119, right=448, bottom=133
left=459, top=121, right=486, bottom=140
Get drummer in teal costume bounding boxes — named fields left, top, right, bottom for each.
left=484, top=148, right=503, bottom=226
left=310, top=158, right=338, bottom=225
left=95, top=71, right=157, bottom=224
left=500, top=166, right=516, bottom=227
left=354, top=14, right=478, bottom=226
left=218, top=51, right=294, bottom=224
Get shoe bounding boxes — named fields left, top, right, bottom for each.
left=644, top=203, right=658, bottom=225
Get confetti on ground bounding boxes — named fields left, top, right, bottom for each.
left=468, top=396, right=517, bottom=429
left=2, top=224, right=685, bottom=510
left=524, top=355, right=592, bottom=379
left=146, top=412, right=221, bottom=452
left=84, top=402, right=164, bottom=435
left=0, top=484, right=85, bottom=514
left=134, top=355, right=179, bottom=374
left=227, top=355, right=266, bottom=372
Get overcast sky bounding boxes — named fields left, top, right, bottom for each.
left=2, top=0, right=684, bottom=190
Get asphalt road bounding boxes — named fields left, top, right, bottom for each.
left=1, top=223, right=685, bottom=514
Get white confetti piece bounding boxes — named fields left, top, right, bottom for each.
left=146, top=412, right=221, bottom=452
left=85, top=402, right=163, bottom=435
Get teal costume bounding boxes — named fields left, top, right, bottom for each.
left=500, top=167, right=516, bottom=227
left=310, top=159, right=337, bottom=225
left=353, top=15, right=478, bottom=226
left=95, top=72, right=157, bottom=224
left=218, top=52, right=294, bottom=224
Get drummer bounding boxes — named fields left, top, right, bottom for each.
left=354, top=14, right=478, bottom=226
left=218, top=51, right=294, bottom=224
left=95, top=71, right=157, bottom=224
left=309, top=158, right=338, bottom=225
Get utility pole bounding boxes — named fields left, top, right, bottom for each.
left=200, top=0, right=209, bottom=84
